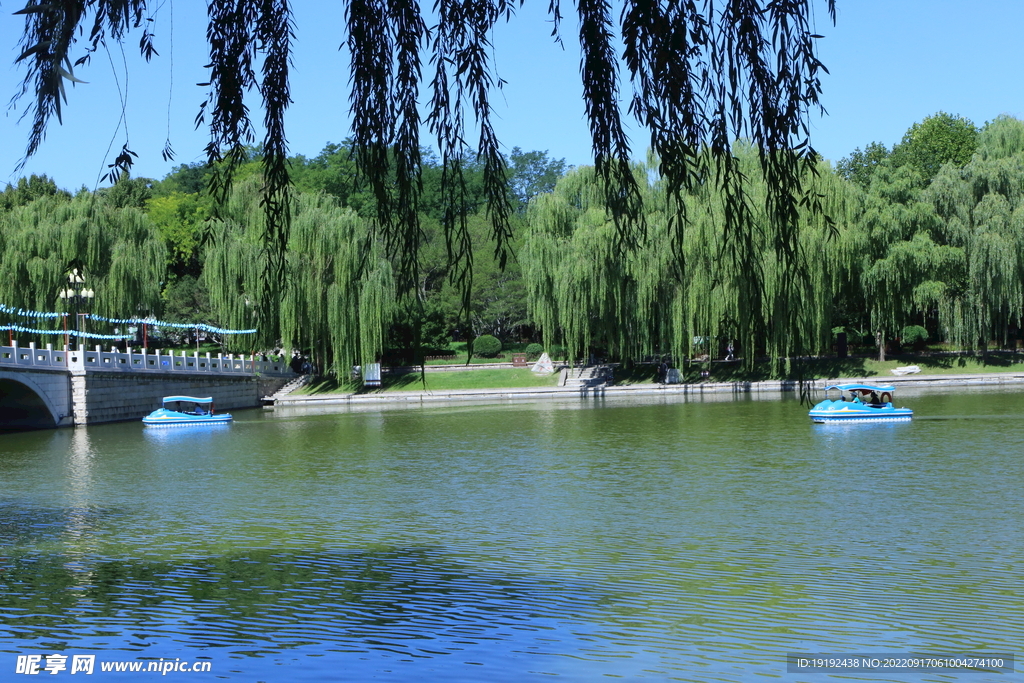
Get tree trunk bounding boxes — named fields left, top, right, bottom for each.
left=876, top=330, right=886, bottom=363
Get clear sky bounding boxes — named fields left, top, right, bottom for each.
left=2, top=0, right=1022, bottom=191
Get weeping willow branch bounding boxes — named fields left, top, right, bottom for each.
left=202, top=180, right=395, bottom=371
left=11, top=0, right=836, bottom=333
left=0, top=193, right=166, bottom=320
left=523, top=146, right=849, bottom=370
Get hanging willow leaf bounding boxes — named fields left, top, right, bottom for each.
left=11, top=0, right=835, bottom=327
left=202, top=179, right=395, bottom=372
left=0, top=192, right=165, bottom=321
left=522, top=145, right=848, bottom=371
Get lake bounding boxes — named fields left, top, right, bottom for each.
left=1, top=389, right=1020, bottom=681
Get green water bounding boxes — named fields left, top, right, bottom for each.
left=0, top=390, right=1021, bottom=681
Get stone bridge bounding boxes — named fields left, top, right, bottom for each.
left=0, top=342, right=295, bottom=431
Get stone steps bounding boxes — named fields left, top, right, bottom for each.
left=264, top=374, right=311, bottom=401
left=564, top=364, right=612, bottom=388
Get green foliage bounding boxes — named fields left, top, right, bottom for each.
left=473, top=334, right=502, bottom=357
left=455, top=215, right=529, bottom=339
left=394, top=209, right=531, bottom=344
left=384, top=296, right=453, bottom=361
left=901, top=325, right=929, bottom=345
left=836, top=142, right=889, bottom=188
left=977, top=115, right=1024, bottom=160
left=99, top=177, right=154, bottom=209
left=890, top=112, right=979, bottom=181
left=848, top=114, right=1024, bottom=357
left=506, top=148, right=569, bottom=210
left=158, top=275, right=215, bottom=344
left=145, top=192, right=210, bottom=277
left=0, top=174, right=70, bottom=211
left=289, top=142, right=375, bottom=213
left=922, top=123, right=1024, bottom=350
left=14, top=108, right=1024, bottom=369
left=525, top=343, right=544, bottom=359
left=162, top=274, right=212, bottom=321
left=548, top=344, right=567, bottom=361
left=12, top=0, right=831, bottom=344
left=202, top=178, right=394, bottom=368
left=153, top=162, right=213, bottom=196
left=522, top=149, right=847, bottom=370
left=418, top=298, right=454, bottom=350
left=289, top=141, right=566, bottom=221
left=0, top=193, right=166, bottom=320
left=149, top=142, right=561, bottom=353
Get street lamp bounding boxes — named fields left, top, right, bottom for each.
left=58, top=268, right=95, bottom=349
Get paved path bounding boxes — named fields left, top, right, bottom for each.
left=272, top=369, right=1024, bottom=407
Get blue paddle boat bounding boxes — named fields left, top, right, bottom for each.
left=808, top=384, right=913, bottom=423
left=143, top=396, right=233, bottom=427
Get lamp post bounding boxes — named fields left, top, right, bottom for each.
left=58, top=268, right=95, bottom=350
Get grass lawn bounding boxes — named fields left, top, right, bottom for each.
left=298, top=368, right=561, bottom=395
left=840, top=354, right=1024, bottom=377
left=420, top=354, right=517, bottom=365
left=398, top=342, right=569, bottom=366
left=611, top=365, right=660, bottom=385
left=294, top=351, right=1024, bottom=395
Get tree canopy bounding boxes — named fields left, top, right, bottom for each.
left=0, top=192, right=166, bottom=318
left=8, top=113, right=1024, bottom=370
left=522, top=145, right=847, bottom=370
left=889, top=111, right=979, bottom=181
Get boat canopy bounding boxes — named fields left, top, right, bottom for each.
left=824, top=384, right=896, bottom=393
left=161, top=396, right=214, bottom=404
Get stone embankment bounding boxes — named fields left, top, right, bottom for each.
left=270, top=365, right=1024, bottom=408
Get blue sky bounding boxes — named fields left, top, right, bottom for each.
left=2, top=0, right=1022, bottom=190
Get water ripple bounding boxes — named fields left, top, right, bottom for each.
left=1, top=394, right=1022, bottom=681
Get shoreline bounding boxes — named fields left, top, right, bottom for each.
left=271, top=370, right=1024, bottom=407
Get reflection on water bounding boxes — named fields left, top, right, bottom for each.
left=141, top=423, right=233, bottom=447
left=1, top=394, right=1022, bottom=681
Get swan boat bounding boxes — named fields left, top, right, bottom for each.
left=143, top=396, right=233, bottom=427
left=808, top=384, right=913, bottom=423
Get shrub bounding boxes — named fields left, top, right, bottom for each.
left=901, top=325, right=929, bottom=351
left=525, top=343, right=544, bottom=359
left=473, top=334, right=502, bottom=357
left=901, top=325, right=929, bottom=346
left=548, top=344, right=567, bottom=361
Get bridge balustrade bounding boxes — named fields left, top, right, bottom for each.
left=0, top=342, right=68, bottom=368
left=0, top=342, right=292, bottom=376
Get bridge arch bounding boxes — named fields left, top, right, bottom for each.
left=0, top=371, right=66, bottom=431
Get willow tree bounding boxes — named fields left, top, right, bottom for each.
left=202, top=180, right=394, bottom=372
left=0, top=192, right=166, bottom=330
left=523, top=145, right=854, bottom=371
left=923, top=116, right=1024, bottom=351
left=522, top=165, right=645, bottom=361
left=11, top=0, right=835, bottom=325
left=850, top=115, right=1024, bottom=359
left=853, top=162, right=962, bottom=361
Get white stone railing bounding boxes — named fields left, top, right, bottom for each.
left=0, top=342, right=293, bottom=376
left=0, top=342, right=69, bottom=369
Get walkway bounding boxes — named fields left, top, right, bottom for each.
left=271, top=366, right=1024, bottom=408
